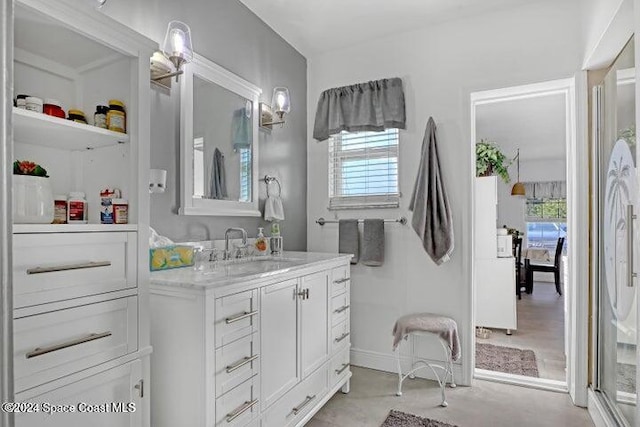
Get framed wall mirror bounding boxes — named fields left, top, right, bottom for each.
left=179, top=53, right=261, bottom=216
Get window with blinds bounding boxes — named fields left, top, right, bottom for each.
left=239, top=148, right=251, bottom=202
left=328, top=128, right=399, bottom=209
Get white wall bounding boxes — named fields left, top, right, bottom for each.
left=582, top=0, right=627, bottom=65
left=306, top=0, right=583, bottom=384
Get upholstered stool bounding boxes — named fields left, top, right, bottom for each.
left=392, top=313, right=460, bottom=407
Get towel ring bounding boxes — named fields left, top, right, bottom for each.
left=264, top=175, right=282, bottom=197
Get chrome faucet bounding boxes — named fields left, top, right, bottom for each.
left=224, top=228, right=248, bottom=260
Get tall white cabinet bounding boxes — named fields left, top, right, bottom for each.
left=11, top=1, right=155, bottom=425
left=474, top=176, right=517, bottom=333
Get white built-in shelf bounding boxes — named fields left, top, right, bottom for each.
left=13, top=223, right=138, bottom=234
left=13, top=107, right=129, bottom=150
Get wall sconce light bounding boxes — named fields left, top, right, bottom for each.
left=150, top=169, right=167, bottom=194
left=260, top=87, right=291, bottom=129
left=150, top=21, right=193, bottom=90
left=511, top=149, right=526, bottom=197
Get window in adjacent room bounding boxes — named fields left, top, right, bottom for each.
left=525, top=198, right=567, bottom=251
left=328, top=128, right=399, bottom=209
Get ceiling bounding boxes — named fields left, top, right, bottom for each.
left=238, top=0, right=547, bottom=56
left=475, top=93, right=567, bottom=162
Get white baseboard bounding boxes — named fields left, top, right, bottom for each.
left=350, top=347, right=465, bottom=386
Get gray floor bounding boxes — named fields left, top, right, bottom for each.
left=309, top=366, right=593, bottom=427
left=477, top=281, right=566, bottom=381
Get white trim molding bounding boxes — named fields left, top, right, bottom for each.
left=469, top=76, right=589, bottom=407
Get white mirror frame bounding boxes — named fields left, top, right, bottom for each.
left=179, top=53, right=262, bottom=216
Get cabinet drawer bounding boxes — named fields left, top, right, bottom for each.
left=330, top=265, right=350, bottom=296
left=13, top=232, right=137, bottom=308
left=15, top=359, right=142, bottom=427
left=330, top=292, right=350, bottom=326
left=330, top=320, right=350, bottom=354
left=215, top=375, right=259, bottom=427
left=215, top=290, right=259, bottom=348
left=262, top=364, right=327, bottom=427
left=215, top=332, right=260, bottom=397
left=14, top=296, right=138, bottom=392
left=329, top=346, right=350, bottom=389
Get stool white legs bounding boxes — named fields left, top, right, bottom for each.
left=394, top=334, right=456, bottom=407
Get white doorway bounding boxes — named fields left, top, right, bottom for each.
left=469, top=77, right=589, bottom=405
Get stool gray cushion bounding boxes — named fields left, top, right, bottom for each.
left=392, top=313, right=460, bottom=361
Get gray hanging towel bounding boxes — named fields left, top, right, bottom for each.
left=338, top=219, right=359, bottom=264
left=210, top=148, right=228, bottom=200
left=361, top=219, right=384, bottom=266
left=409, top=117, right=454, bottom=265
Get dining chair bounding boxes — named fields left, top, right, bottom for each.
left=513, top=237, right=524, bottom=299
left=525, top=237, right=565, bottom=296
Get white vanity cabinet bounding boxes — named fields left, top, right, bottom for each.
left=149, top=253, right=351, bottom=427
left=11, top=1, right=155, bottom=426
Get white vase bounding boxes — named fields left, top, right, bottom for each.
left=13, top=175, right=54, bottom=224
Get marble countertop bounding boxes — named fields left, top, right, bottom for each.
left=150, top=251, right=352, bottom=290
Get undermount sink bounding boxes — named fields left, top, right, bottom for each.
left=198, top=256, right=303, bottom=278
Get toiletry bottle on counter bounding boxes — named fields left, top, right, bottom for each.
left=53, top=195, right=67, bottom=224
left=100, top=188, right=120, bottom=224
left=112, top=199, right=128, bottom=224
left=270, top=222, right=283, bottom=255
left=67, top=192, right=87, bottom=224
left=255, top=227, right=268, bottom=255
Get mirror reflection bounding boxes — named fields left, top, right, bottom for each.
left=192, top=75, right=253, bottom=202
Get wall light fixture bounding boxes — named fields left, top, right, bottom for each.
left=151, top=21, right=193, bottom=90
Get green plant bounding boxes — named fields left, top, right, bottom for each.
left=476, top=140, right=510, bottom=184
left=13, top=160, right=48, bottom=177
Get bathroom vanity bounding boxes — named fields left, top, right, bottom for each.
left=149, top=252, right=352, bottom=427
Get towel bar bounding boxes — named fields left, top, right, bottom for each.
left=316, top=217, right=407, bottom=226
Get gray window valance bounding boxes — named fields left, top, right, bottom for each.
left=524, top=181, right=566, bottom=199
left=313, top=77, right=406, bottom=141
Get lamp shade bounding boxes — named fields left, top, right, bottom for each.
left=162, top=21, right=193, bottom=68
left=511, top=181, right=526, bottom=197
left=272, top=87, right=291, bottom=116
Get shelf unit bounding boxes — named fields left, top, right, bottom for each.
left=13, top=107, right=129, bottom=150
left=13, top=223, right=138, bottom=234
left=11, top=1, right=156, bottom=426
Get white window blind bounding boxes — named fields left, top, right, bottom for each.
left=239, top=148, right=251, bottom=202
left=328, top=128, right=399, bottom=209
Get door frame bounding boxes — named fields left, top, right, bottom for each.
left=469, top=76, right=589, bottom=406
left=0, top=0, right=13, bottom=425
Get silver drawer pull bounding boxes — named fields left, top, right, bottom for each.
left=26, top=331, right=112, bottom=359
left=292, top=394, right=316, bottom=415
left=225, top=310, right=258, bottom=324
left=334, top=305, right=350, bottom=314
left=333, top=278, right=349, bottom=284
left=226, top=354, right=259, bottom=373
left=226, top=399, right=258, bottom=423
left=335, top=332, right=350, bottom=343
left=27, top=261, right=111, bottom=275
left=335, top=363, right=350, bottom=375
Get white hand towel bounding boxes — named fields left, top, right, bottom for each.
left=264, top=195, right=284, bottom=221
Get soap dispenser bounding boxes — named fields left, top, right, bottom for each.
left=255, top=227, right=268, bottom=255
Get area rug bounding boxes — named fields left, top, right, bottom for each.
left=475, top=343, right=539, bottom=377
left=617, top=363, right=636, bottom=394
left=381, top=410, right=458, bottom=427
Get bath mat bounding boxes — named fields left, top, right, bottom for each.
left=475, top=343, right=539, bottom=377
left=381, top=410, right=458, bottom=427
left=617, top=363, right=636, bottom=394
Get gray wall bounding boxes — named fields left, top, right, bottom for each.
left=102, top=0, right=307, bottom=249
